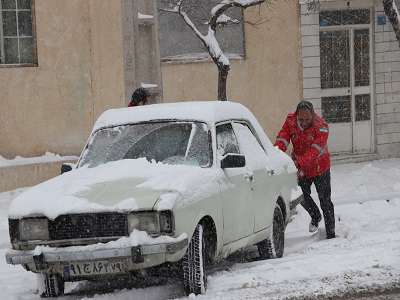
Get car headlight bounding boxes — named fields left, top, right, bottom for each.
left=19, top=218, right=49, bottom=241
left=127, top=211, right=174, bottom=235
left=159, top=210, right=174, bottom=234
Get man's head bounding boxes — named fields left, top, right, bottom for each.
left=129, top=88, right=149, bottom=107
left=296, top=100, right=315, bottom=130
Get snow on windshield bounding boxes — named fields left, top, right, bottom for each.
left=79, top=122, right=211, bottom=168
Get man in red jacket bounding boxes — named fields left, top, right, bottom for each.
left=275, top=101, right=335, bottom=239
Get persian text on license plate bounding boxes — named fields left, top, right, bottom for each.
left=64, top=260, right=129, bottom=277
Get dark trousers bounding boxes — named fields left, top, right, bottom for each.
left=298, top=170, right=335, bottom=237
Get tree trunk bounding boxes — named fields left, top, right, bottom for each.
left=383, top=0, right=400, bottom=47
left=218, top=65, right=230, bottom=101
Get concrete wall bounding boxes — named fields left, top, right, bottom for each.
left=0, top=0, right=126, bottom=159
left=121, top=0, right=162, bottom=103
left=0, top=160, right=76, bottom=192
left=161, top=0, right=302, bottom=138
left=299, top=0, right=400, bottom=158
left=300, top=4, right=321, bottom=114
left=374, top=1, right=400, bottom=157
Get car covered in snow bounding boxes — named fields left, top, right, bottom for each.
left=5, top=101, right=302, bottom=297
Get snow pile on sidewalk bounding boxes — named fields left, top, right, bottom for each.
left=0, top=159, right=400, bottom=299
left=203, top=197, right=400, bottom=299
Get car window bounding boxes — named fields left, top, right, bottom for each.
left=79, top=122, right=211, bottom=168
left=233, top=122, right=268, bottom=169
left=216, top=123, right=240, bottom=158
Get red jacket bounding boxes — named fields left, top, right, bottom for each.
left=274, top=113, right=330, bottom=178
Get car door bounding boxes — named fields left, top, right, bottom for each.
left=232, top=122, right=277, bottom=233
left=216, top=122, right=254, bottom=244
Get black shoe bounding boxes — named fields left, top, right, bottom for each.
left=326, top=233, right=336, bottom=239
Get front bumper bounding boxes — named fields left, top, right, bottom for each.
left=5, top=238, right=188, bottom=276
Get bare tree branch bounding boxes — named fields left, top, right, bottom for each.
left=161, top=0, right=266, bottom=101
left=384, top=0, right=400, bottom=47
left=159, top=7, right=179, bottom=13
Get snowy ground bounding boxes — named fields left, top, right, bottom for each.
left=1, top=159, right=400, bottom=299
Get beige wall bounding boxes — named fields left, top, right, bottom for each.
left=161, top=0, right=302, bottom=139
left=0, top=0, right=126, bottom=159
left=0, top=160, right=76, bottom=192
left=0, top=0, right=300, bottom=158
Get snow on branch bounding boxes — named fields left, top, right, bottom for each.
left=216, top=13, right=240, bottom=25
left=161, top=0, right=265, bottom=68
left=160, top=0, right=266, bottom=101
left=384, top=0, right=400, bottom=45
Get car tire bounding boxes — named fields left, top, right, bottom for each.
left=182, top=224, right=207, bottom=295
left=258, top=204, right=285, bottom=259
left=38, top=273, right=64, bottom=298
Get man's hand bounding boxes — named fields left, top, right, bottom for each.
left=292, top=155, right=304, bottom=179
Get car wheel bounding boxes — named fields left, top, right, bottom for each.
left=182, top=224, right=207, bottom=295
left=38, top=273, right=64, bottom=298
left=258, top=204, right=285, bottom=259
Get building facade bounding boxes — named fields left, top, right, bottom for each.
left=0, top=0, right=162, bottom=159
left=300, top=0, right=400, bottom=159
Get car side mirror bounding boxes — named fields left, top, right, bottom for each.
left=61, top=163, right=74, bottom=174
left=221, top=154, right=246, bottom=169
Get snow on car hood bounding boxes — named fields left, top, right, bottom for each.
left=8, top=158, right=225, bottom=220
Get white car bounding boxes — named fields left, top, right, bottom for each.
left=6, top=101, right=302, bottom=297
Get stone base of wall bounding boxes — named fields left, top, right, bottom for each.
left=377, top=142, right=400, bottom=158
left=332, top=153, right=380, bottom=165
left=0, top=160, right=77, bottom=192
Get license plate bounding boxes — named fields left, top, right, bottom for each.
left=64, top=260, right=129, bottom=277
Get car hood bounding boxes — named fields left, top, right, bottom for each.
left=8, top=158, right=224, bottom=220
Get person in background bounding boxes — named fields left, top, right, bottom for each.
left=274, top=100, right=335, bottom=239
left=128, top=87, right=149, bottom=107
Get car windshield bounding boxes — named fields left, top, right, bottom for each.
left=78, top=121, right=212, bottom=168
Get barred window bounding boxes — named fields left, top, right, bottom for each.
left=158, top=0, right=245, bottom=61
left=320, top=30, right=350, bottom=89
left=322, top=96, right=351, bottom=123
left=0, top=0, right=36, bottom=65
left=319, top=9, right=370, bottom=27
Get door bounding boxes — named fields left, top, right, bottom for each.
left=232, top=122, right=276, bottom=233
left=319, top=9, right=373, bottom=154
left=216, top=122, right=254, bottom=244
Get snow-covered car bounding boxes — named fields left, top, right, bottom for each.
left=5, top=101, right=302, bottom=297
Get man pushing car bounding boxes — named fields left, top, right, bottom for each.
left=274, top=100, right=335, bottom=239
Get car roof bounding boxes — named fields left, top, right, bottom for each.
left=93, top=101, right=255, bottom=133
left=91, top=100, right=275, bottom=156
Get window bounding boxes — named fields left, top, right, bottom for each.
left=320, top=30, right=350, bottom=89
left=354, top=29, right=370, bottom=87
left=0, top=0, right=36, bottom=65
left=355, top=94, right=371, bottom=122
left=321, top=96, right=351, bottom=123
left=319, top=9, right=370, bottom=27
left=216, top=123, right=240, bottom=157
left=232, top=122, right=267, bottom=169
left=158, top=0, right=245, bottom=61
left=79, top=122, right=212, bottom=168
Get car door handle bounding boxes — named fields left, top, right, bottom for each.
left=244, top=174, right=254, bottom=182
left=266, top=169, right=275, bottom=176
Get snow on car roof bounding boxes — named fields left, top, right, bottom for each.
left=93, top=101, right=257, bottom=133
left=91, top=100, right=296, bottom=175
